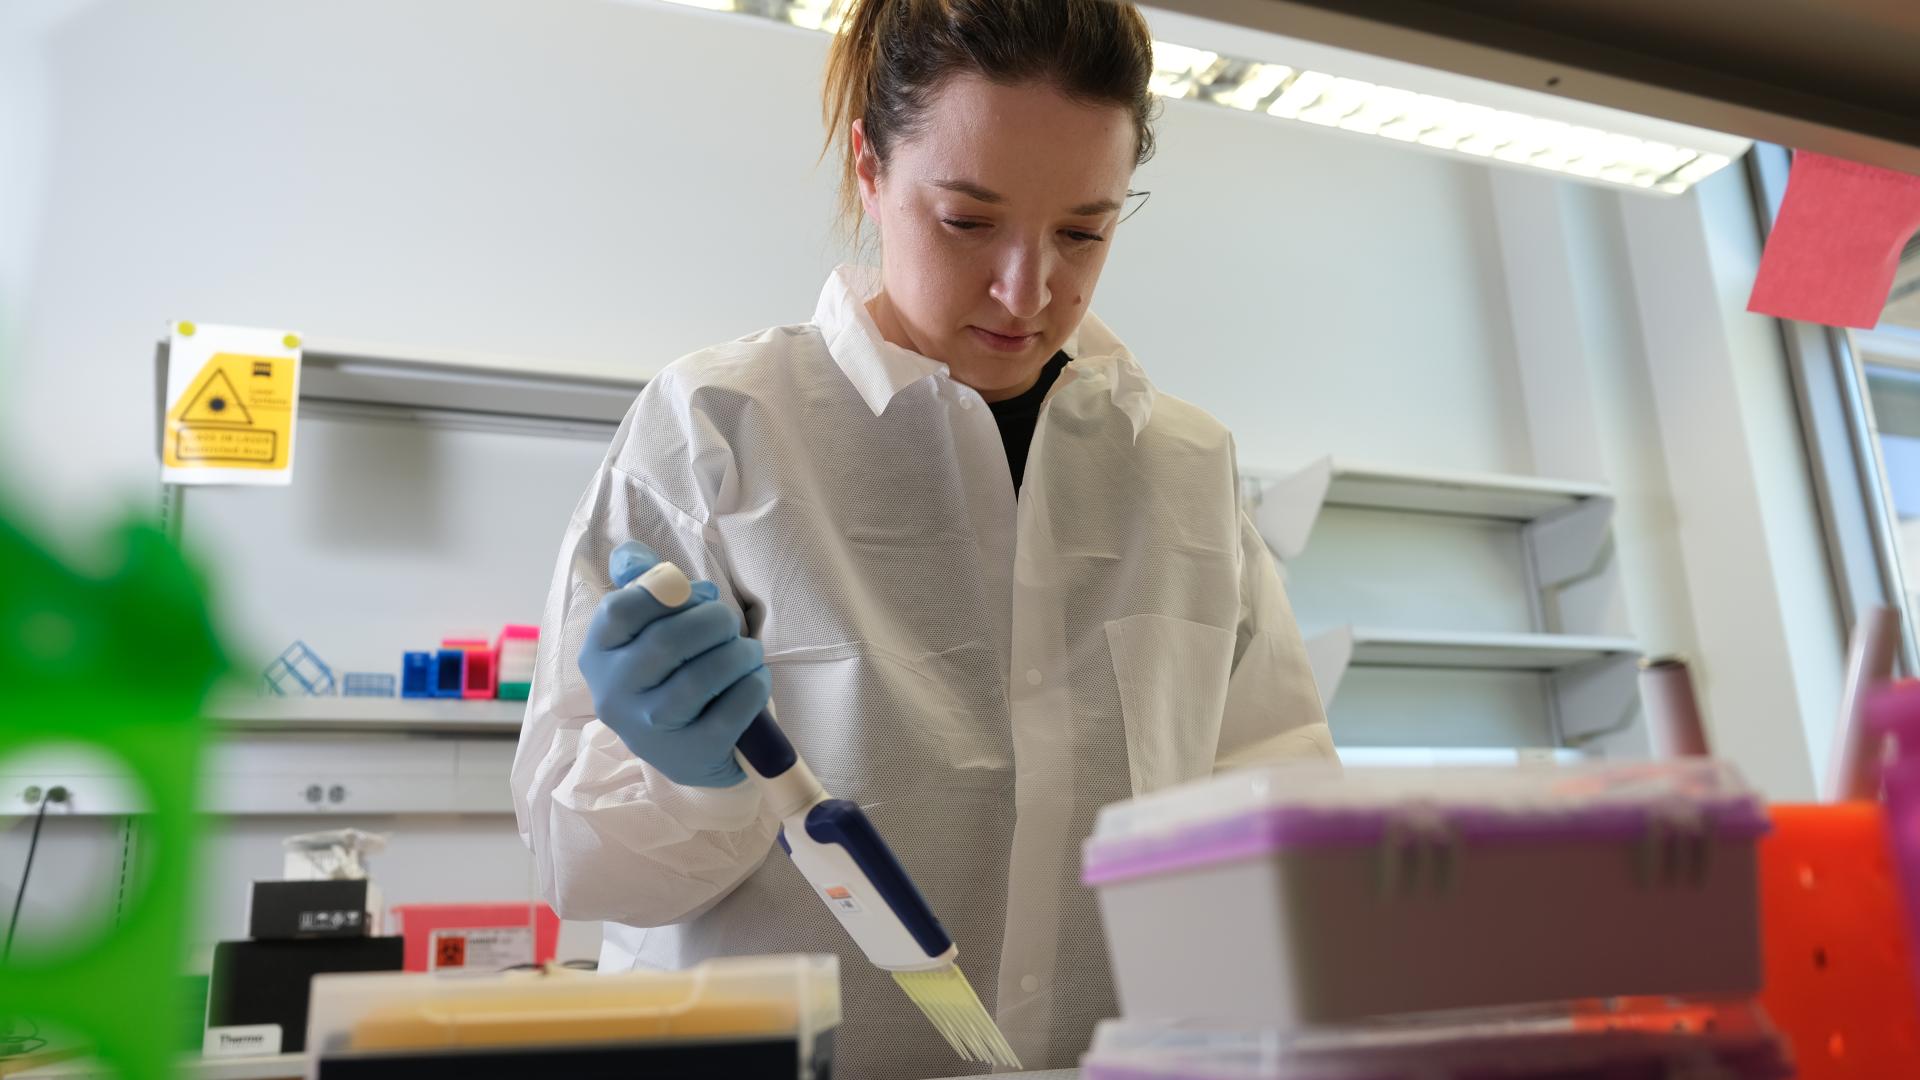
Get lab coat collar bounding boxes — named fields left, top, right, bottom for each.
left=1066, top=309, right=1156, bottom=443
left=813, top=265, right=947, bottom=419
left=813, top=265, right=1154, bottom=441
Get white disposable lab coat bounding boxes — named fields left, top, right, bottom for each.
left=512, top=266, right=1335, bottom=1077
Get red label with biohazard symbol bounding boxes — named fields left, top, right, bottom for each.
left=426, top=926, right=535, bottom=971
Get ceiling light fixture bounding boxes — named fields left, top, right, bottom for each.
left=647, top=0, right=1750, bottom=196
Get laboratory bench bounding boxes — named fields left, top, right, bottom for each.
left=3, top=1055, right=302, bottom=1079
left=4, top=1054, right=1077, bottom=1080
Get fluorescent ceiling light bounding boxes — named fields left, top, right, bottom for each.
left=1177, top=58, right=1731, bottom=192
left=1147, top=41, right=1220, bottom=99
left=782, top=0, right=847, bottom=32
left=1142, top=8, right=1750, bottom=196
left=645, top=0, right=1749, bottom=196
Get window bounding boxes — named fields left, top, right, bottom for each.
left=1858, top=326, right=1920, bottom=630
left=1758, top=142, right=1920, bottom=672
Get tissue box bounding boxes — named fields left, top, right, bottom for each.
left=250, top=879, right=383, bottom=940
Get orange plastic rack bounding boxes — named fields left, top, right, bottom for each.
left=1757, top=803, right=1920, bottom=1077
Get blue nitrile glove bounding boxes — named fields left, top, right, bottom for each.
left=578, top=541, right=772, bottom=788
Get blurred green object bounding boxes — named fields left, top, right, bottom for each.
left=177, top=975, right=211, bottom=1053
left=0, top=508, right=226, bottom=1080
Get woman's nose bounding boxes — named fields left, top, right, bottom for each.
left=989, top=245, right=1051, bottom=321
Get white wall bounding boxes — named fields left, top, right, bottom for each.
left=4, top=0, right=1534, bottom=953
left=1491, top=167, right=1844, bottom=797
left=0, top=7, right=49, bottom=353
left=6, top=0, right=1531, bottom=526
left=1555, top=181, right=1705, bottom=662
left=1, top=0, right=1843, bottom=959
left=1277, top=156, right=1846, bottom=786
left=8, top=0, right=841, bottom=528
left=1113, top=98, right=1533, bottom=473
left=1613, top=167, right=1845, bottom=796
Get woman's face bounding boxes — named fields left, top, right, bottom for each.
left=855, top=75, right=1137, bottom=402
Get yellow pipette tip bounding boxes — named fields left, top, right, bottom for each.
left=892, top=963, right=1021, bottom=1070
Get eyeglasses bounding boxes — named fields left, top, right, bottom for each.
left=1121, top=190, right=1152, bottom=225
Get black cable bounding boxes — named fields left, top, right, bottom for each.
left=0, top=1021, right=46, bottom=1061
left=0, top=1039, right=47, bottom=1060
left=3, top=787, right=65, bottom=967
left=113, top=814, right=135, bottom=927
left=0, top=789, right=67, bottom=1062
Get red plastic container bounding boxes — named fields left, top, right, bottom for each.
left=388, top=902, right=560, bottom=973
left=442, top=637, right=497, bottom=700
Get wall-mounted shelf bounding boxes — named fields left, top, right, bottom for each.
left=1307, top=626, right=1637, bottom=679
left=209, top=695, right=528, bottom=735
left=1245, top=456, right=1614, bottom=561
left=1339, top=746, right=1589, bottom=767
left=156, top=336, right=647, bottom=430
left=1305, top=625, right=1642, bottom=752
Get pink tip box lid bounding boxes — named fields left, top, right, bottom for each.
left=1083, top=760, right=1769, bottom=888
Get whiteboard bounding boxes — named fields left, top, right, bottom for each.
left=178, top=404, right=616, bottom=684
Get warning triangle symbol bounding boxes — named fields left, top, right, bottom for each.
left=180, top=367, right=254, bottom=426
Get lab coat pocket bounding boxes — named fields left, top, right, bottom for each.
left=1105, top=614, right=1237, bottom=796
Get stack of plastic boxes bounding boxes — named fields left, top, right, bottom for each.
left=399, top=625, right=538, bottom=701
left=495, top=624, right=538, bottom=701
left=1079, top=760, right=1792, bottom=1078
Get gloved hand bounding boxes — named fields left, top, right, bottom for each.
left=578, top=541, right=772, bottom=788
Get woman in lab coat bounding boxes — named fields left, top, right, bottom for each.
left=511, top=1, right=1335, bottom=1075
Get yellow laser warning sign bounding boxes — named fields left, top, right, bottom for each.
left=166, top=356, right=290, bottom=467
left=161, top=322, right=302, bottom=486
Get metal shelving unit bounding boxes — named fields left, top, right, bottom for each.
left=1246, top=456, right=1642, bottom=753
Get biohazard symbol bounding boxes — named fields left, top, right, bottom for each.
left=435, top=935, right=468, bottom=969
left=179, top=368, right=254, bottom=427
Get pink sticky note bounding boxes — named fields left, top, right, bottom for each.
left=1748, top=150, right=1920, bottom=329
